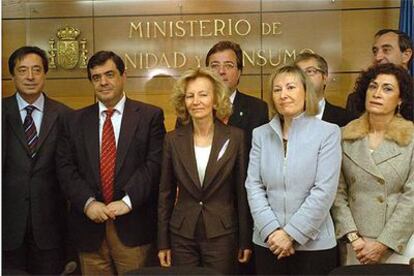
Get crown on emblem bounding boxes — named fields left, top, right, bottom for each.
left=56, top=26, right=80, bottom=41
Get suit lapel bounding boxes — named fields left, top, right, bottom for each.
left=115, top=99, right=140, bottom=177
left=371, top=141, right=402, bottom=166
left=5, top=95, right=31, bottom=155
left=175, top=124, right=202, bottom=189
left=36, top=96, right=58, bottom=152
left=84, top=104, right=101, bottom=185
left=343, top=138, right=384, bottom=180
left=202, top=121, right=231, bottom=190
left=229, top=91, right=244, bottom=127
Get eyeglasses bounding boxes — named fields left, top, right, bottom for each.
left=209, top=62, right=237, bottom=71
left=303, top=67, right=325, bottom=76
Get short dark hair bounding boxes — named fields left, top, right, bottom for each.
left=87, top=51, right=125, bottom=81
left=353, top=63, right=413, bottom=121
left=375, top=29, right=413, bottom=67
left=205, top=40, right=243, bottom=71
left=294, top=52, right=328, bottom=75
left=8, top=46, right=49, bottom=75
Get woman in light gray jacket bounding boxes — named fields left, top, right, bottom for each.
left=332, top=63, right=414, bottom=265
left=245, top=65, right=341, bottom=275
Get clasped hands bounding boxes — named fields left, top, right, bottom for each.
left=267, top=229, right=295, bottom=260
left=85, top=200, right=131, bottom=223
left=351, top=237, right=388, bottom=264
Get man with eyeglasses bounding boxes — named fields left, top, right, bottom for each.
left=345, top=29, right=413, bottom=119
left=2, top=46, right=71, bottom=274
left=295, top=52, right=353, bottom=127
left=206, top=40, right=269, bottom=152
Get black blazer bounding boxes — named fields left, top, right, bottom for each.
left=158, top=121, right=252, bottom=250
left=2, top=94, right=70, bottom=251
left=56, top=98, right=166, bottom=252
left=229, top=91, right=268, bottom=150
left=322, top=101, right=354, bottom=127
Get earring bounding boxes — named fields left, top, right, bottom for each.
left=396, top=103, right=402, bottom=117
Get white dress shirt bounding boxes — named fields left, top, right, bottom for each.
left=316, top=98, right=326, bottom=120
left=85, top=94, right=132, bottom=211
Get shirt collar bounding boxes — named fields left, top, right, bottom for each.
left=317, top=98, right=326, bottom=117
left=229, top=90, right=237, bottom=104
left=98, top=93, right=126, bottom=116
left=16, top=92, right=45, bottom=112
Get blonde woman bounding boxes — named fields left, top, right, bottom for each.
left=157, top=68, right=252, bottom=274
left=245, top=65, right=341, bottom=275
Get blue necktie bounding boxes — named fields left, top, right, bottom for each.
left=23, top=105, right=39, bottom=158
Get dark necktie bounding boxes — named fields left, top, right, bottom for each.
left=23, top=105, right=38, bottom=158
left=100, top=109, right=116, bottom=204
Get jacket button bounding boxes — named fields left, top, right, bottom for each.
left=199, top=201, right=203, bottom=206
left=377, top=178, right=385, bottom=185
left=377, top=196, right=384, bottom=203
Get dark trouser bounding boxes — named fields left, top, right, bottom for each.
left=170, top=216, right=238, bottom=275
left=254, top=244, right=337, bottom=275
left=2, top=219, right=64, bottom=275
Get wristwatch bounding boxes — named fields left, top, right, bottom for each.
left=346, top=232, right=360, bottom=243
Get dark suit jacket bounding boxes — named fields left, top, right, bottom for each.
left=322, top=101, right=354, bottom=127
left=157, top=120, right=252, bottom=251
left=56, top=98, right=165, bottom=252
left=2, top=93, right=70, bottom=251
left=229, top=91, right=268, bottom=150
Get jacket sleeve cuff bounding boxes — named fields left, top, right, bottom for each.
left=284, top=223, right=309, bottom=245
left=260, top=220, right=280, bottom=243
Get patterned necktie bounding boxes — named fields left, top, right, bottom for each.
left=100, top=109, right=116, bottom=204
left=23, top=105, right=38, bottom=158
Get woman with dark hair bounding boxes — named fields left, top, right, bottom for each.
left=332, top=63, right=414, bottom=265
left=350, top=63, right=414, bottom=121
left=157, top=68, right=252, bottom=274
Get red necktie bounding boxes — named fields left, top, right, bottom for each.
left=100, top=109, right=116, bottom=204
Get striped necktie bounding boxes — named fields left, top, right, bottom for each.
left=23, top=105, right=39, bottom=158
left=100, top=109, right=116, bottom=204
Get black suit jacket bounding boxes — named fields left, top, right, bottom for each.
left=158, top=121, right=252, bottom=250
left=56, top=98, right=165, bottom=252
left=2, top=93, right=70, bottom=251
left=322, top=101, right=354, bottom=127
left=229, top=91, right=268, bottom=150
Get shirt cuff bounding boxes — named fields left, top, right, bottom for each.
left=84, top=197, right=96, bottom=213
left=122, top=194, right=132, bottom=210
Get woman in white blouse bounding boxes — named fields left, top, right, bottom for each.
left=157, top=68, right=252, bottom=274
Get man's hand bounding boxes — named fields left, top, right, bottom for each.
left=158, top=249, right=172, bottom=267
left=85, top=201, right=115, bottom=223
left=356, top=240, right=388, bottom=264
left=106, top=200, right=131, bottom=217
left=267, top=229, right=295, bottom=259
left=238, top=248, right=252, bottom=263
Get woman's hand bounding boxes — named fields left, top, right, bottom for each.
left=267, top=229, right=295, bottom=259
left=238, top=248, right=252, bottom=263
left=351, top=236, right=366, bottom=254
left=356, top=240, right=388, bottom=264
left=158, top=249, right=172, bottom=267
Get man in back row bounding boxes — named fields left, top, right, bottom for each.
left=346, top=29, right=413, bottom=118
left=295, top=52, right=354, bottom=127
left=206, top=41, right=269, bottom=152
